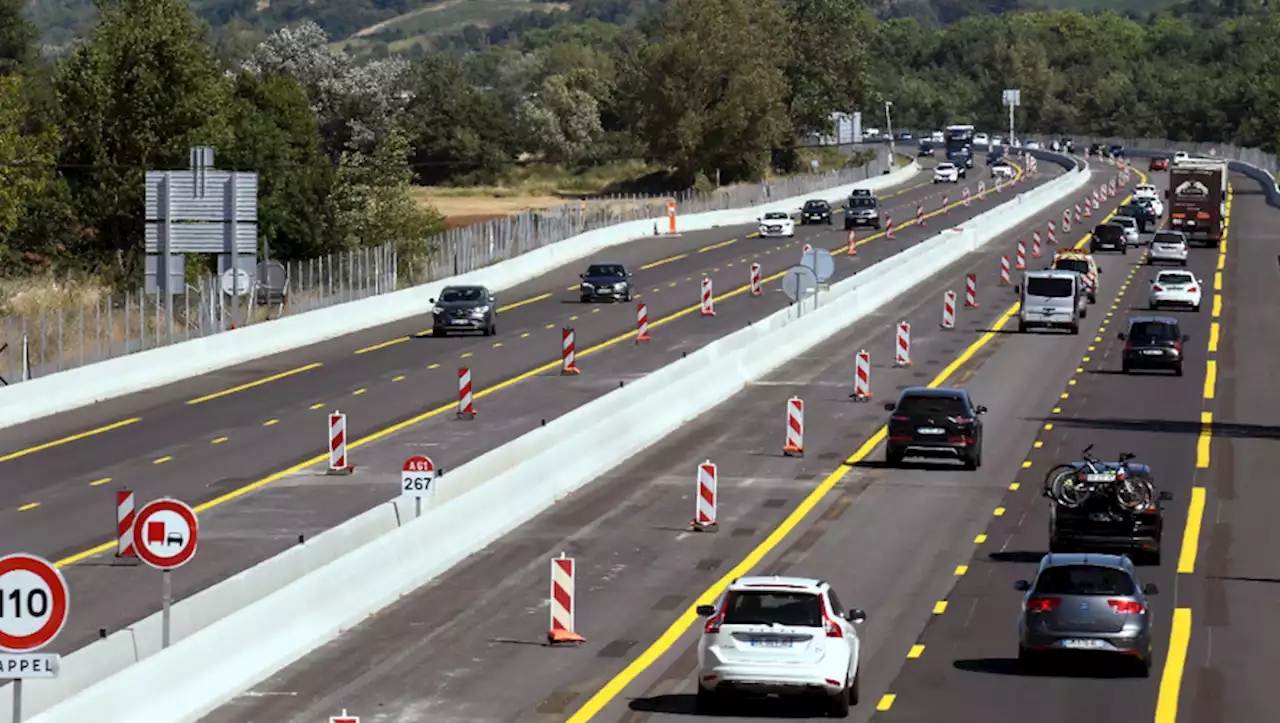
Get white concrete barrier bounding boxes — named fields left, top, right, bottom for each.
left=0, top=163, right=920, bottom=432
left=14, top=160, right=1091, bottom=723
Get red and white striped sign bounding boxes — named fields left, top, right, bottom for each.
left=885, top=215, right=894, bottom=239
left=853, top=350, right=871, bottom=400
left=978, top=181, right=987, bottom=201
left=895, top=321, right=911, bottom=366
left=116, top=490, right=136, bottom=557
left=802, top=243, right=813, bottom=254
left=561, top=327, right=580, bottom=374
left=1074, top=205, right=1082, bottom=224
left=942, top=194, right=950, bottom=215
left=846, top=230, right=857, bottom=256
left=750, top=262, right=763, bottom=295
left=965, top=274, right=978, bottom=307
left=783, top=397, right=804, bottom=456
left=457, top=367, right=476, bottom=418
left=692, top=460, right=718, bottom=530
left=700, top=277, right=716, bottom=316
left=635, top=303, right=650, bottom=342
left=1047, top=220, right=1057, bottom=245
left=941, top=290, right=956, bottom=329
left=549, top=554, right=577, bottom=636
left=963, top=186, right=971, bottom=207
left=1083, top=198, right=1093, bottom=217
left=1016, top=241, right=1027, bottom=270
left=1032, top=232, right=1042, bottom=258
left=1000, top=255, right=1011, bottom=285
left=916, top=203, right=925, bottom=227
left=1063, top=210, right=1071, bottom=233
left=328, top=411, right=351, bottom=473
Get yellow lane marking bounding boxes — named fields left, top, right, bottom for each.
left=1213, top=271, right=1222, bottom=291
left=89, top=477, right=112, bottom=486
left=428, top=363, right=440, bottom=370
left=1034, top=441, right=1044, bottom=448
left=1203, top=360, right=1216, bottom=400
left=994, top=507, right=1006, bottom=516
left=1021, top=460, right=1032, bottom=468
left=18, top=503, right=39, bottom=511
left=1177, top=487, right=1206, bottom=574
left=907, top=644, right=925, bottom=659
left=1060, top=392, right=1069, bottom=399
left=493, top=342, right=504, bottom=348
left=1009, top=482, right=1020, bottom=491
left=520, top=332, right=531, bottom=339
left=1208, top=322, right=1219, bottom=353
left=186, top=363, right=323, bottom=405
left=1154, top=609, right=1193, bottom=723
left=355, top=337, right=409, bottom=354
left=153, top=456, right=172, bottom=465
left=1216, top=253, right=1225, bottom=270
left=497, top=292, right=551, bottom=312
left=1212, top=295, right=1221, bottom=317
left=699, top=239, right=737, bottom=253
left=263, top=419, right=279, bottom=427
left=1043, top=423, right=1053, bottom=431
left=0, top=417, right=143, bottom=464
left=954, top=565, right=968, bottom=576
left=640, top=254, right=688, bottom=270
left=932, top=601, right=947, bottom=614
left=211, top=437, right=228, bottom=444
left=974, top=534, right=988, bottom=544
left=353, top=388, right=367, bottom=396
left=1197, top=411, right=1212, bottom=469
left=309, top=402, right=325, bottom=410
left=877, top=694, right=896, bottom=711
left=460, top=352, right=473, bottom=359
left=393, top=375, right=405, bottom=382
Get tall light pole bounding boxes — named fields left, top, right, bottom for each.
left=884, top=100, right=895, bottom=162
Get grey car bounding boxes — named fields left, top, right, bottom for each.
left=1015, top=553, right=1157, bottom=676
left=430, top=285, right=497, bottom=337
left=843, top=196, right=880, bottom=230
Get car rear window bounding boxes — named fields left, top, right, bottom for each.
left=586, top=264, right=625, bottom=277
left=1112, top=217, right=1136, bottom=228
left=1153, top=234, right=1185, bottom=246
left=1054, top=258, right=1089, bottom=275
left=1129, top=320, right=1178, bottom=342
left=722, top=591, right=823, bottom=627
left=440, top=287, right=485, bottom=302
left=1026, top=276, right=1073, bottom=298
left=849, top=198, right=876, bottom=208
left=1158, top=272, right=1194, bottom=285
left=1094, top=225, right=1124, bottom=239
left=1035, top=565, right=1136, bottom=596
left=896, top=395, right=967, bottom=417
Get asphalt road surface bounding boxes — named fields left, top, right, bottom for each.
left=0, top=158, right=1071, bottom=654
left=200, top=160, right=1128, bottom=723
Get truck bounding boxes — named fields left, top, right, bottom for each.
left=944, top=124, right=975, bottom=169
left=1166, top=160, right=1227, bottom=246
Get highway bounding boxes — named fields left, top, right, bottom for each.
left=200, top=158, right=1122, bottom=723
left=0, top=157, right=1068, bottom=654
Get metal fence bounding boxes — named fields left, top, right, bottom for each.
left=0, top=154, right=894, bottom=385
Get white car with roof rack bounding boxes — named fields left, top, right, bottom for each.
left=1149, top=269, right=1202, bottom=311
left=1132, top=184, right=1164, bottom=216
left=696, top=576, right=865, bottom=717
left=758, top=211, right=795, bottom=237
left=1148, top=230, right=1189, bottom=266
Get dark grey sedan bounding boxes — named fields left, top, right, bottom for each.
left=430, top=285, right=497, bottom=337
left=1015, top=553, right=1157, bottom=676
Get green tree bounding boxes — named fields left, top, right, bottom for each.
left=0, top=0, right=36, bottom=76
left=403, top=53, right=516, bottom=184
left=0, top=77, right=59, bottom=260
left=55, top=0, right=231, bottom=281
left=782, top=0, right=878, bottom=135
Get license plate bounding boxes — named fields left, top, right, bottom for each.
left=1061, top=639, right=1106, bottom=650
left=748, top=638, right=793, bottom=648
left=452, top=319, right=470, bottom=325
left=1085, top=473, right=1115, bottom=482
left=1142, top=349, right=1163, bottom=355
left=917, top=427, right=945, bottom=435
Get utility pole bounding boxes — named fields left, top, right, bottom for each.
left=884, top=100, right=895, bottom=163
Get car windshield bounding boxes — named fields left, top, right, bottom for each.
left=1153, top=233, right=1185, bottom=246
left=440, top=287, right=485, bottom=303
left=1035, top=565, right=1136, bottom=596
left=804, top=201, right=827, bottom=210
left=763, top=212, right=789, bottom=220
left=896, top=394, right=967, bottom=417
left=1026, top=276, right=1073, bottom=298
left=849, top=198, right=876, bottom=208
left=1158, top=272, right=1195, bottom=285
left=937, top=164, right=955, bottom=171
left=586, top=264, right=626, bottom=278
left=1054, top=258, right=1089, bottom=275
left=722, top=591, right=823, bottom=627
left=1129, top=320, right=1179, bottom=343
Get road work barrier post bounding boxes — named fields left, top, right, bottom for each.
left=667, top=201, right=676, bottom=235
left=546, top=553, right=585, bottom=644
left=942, top=194, right=950, bottom=215
left=852, top=350, right=872, bottom=401
left=965, top=274, right=979, bottom=308
left=750, top=263, right=762, bottom=295
left=560, top=328, right=580, bottom=375
left=1032, top=232, right=1043, bottom=258
left=456, top=367, right=476, bottom=418
left=1000, top=256, right=1011, bottom=285
left=1016, top=241, right=1027, bottom=270
left=885, top=215, right=894, bottom=240
left=116, top=490, right=136, bottom=558
left=690, top=460, right=718, bottom=532
left=941, top=291, right=957, bottom=329
left=978, top=181, right=987, bottom=201
left=895, top=321, right=912, bottom=366
left=846, top=231, right=857, bottom=256
left=700, top=278, right=716, bottom=316
left=916, top=203, right=925, bottom=227
left=1083, top=198, right=1093, bottom=218
left=1074, top=205, right=1082, bottom=224
left=963, top=186, right=971, bottom=207
left=1048, top=220, right=1057, bottom=245
left=783, top=397, right=804, bottom=456
left=1063, top=210, right=1071, bottom=233
left=635, top=304, right=650, bottom=343
left=327, top=411, right=353, bottom=475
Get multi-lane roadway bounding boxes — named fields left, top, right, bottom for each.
left=199, top=158, right=1171, bottom=723
left=0, top=156, right=1066, bottom=654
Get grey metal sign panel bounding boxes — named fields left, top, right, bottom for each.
left=145, top=171, right=258, bottom=222
left=144, top=254, right=186, bottom=295
left=800, top=248, right=835, bottom=282
left=145, top=222, right=257, bottom=253
left=216, top=254, right=258, bottom=275
left=782, top=265, right=818, bottom=303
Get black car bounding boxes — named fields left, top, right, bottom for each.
left=1088, top=142, right=1107, bottom=157
left=579, top=262, right=632, bottom=302
left=1119, top=316, right=1189, bottom=375
left=844, top=195, right=881, bottom=229
left=1048, top=480, right=1171, bottom=565
left=800, top=199, right=832, bottom=225
left=1109, top=144, right=1126, bottom=157
left=1117, top=202, right=1157, bottom=233
left=988, top=146, right=1006, bottom=163
left=431, top=285, right=497, bottom=337
left=918, top=140, right=934, bottom=156
left=1089, top=223, right=1127, bottom=254
left=884, top=387, right=986, bottom=469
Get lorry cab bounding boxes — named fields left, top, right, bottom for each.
left=1016, top=270, right=1087, bottom=335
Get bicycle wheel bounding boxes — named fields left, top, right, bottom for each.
left=1049, top=466, right=1092, bottom=507
left=1043, top=464, right=1077, bottom=497
left=1113, top=475, right=1154, bottom=512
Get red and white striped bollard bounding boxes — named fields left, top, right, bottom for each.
left=700, top=277, right=716, bottom=316
left=916, top=202, right=925, bottom=227
left=1063, top=210, right=1071, bottom=233
left=750, top=263, right=762, bottom=296
left=852, top=350, right=871, bottom=401
left=635, top=303, right=650, bottom=342
left=783, top=397, right=804, bottom=456
left=885, top=215, right=894, bottom=239
left=1016, top=241, right=1026, bottom=270
left=1032, top=232, right=1042, bottom=258
left=978, top=181, right=987, bottom=201
left=942, top=194, right=950, bottom=215
left=1047, top=220, right=1057, bottom=245
left=457, top=367, right=476, bottom=418
left=1000, top=256, right=1011, bottom=285
left=561, top=327, right=580, bottom=374
left=941, top=290, right=956, bottom=329
left=846, top=230, right=857, bottom=256
left=547, top=553, right=585, bottom=643
left=328, top=410, right=353, bottom=474
left=116, top=489, right=136, bottom=557
left=963, top=186, right=971, bottom=207
left=965, top=274, right=978, bottom=307
left=691, top=460, right=718, bottom=531
left=895, top=321, right=911, bottom=366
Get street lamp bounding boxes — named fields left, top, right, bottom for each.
left=884, top=100, right=895, bottom=161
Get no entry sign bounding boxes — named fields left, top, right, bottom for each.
left=401, top=455, right=436, bottom=499
left=132, top=498, right=200, bottom=570
left=0, top=554, right=69, bottom=653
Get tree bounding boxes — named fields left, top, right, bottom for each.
left=0, top=77, right=59, bottom=255
left=782, top=0, right=878, bottom=136
left=624, top=0, right=792, bottom=184
left=55, top=0, right=232, bottom=281
left=0, top=0, right=36, bottom=76
left=402, top=53, right=516, bottom=184
left=518, top=73, right=605, bottom=164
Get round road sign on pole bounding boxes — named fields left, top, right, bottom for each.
left=132, top=498, right=199, bottom=570
left=781, top=265, right=819, bottom=304
left=800, top=247, right=835, bottom=282
left=401, top=455, right=436, bottom=499
left=0, top=554, right=69, bottom=653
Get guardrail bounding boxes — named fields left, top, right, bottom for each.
left=6, top=150, right=1090, bottom=723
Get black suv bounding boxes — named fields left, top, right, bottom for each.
left=800, top=199, right=832, bottom=225
left=884, top=387, right=986, bottom=469
left=1119, top=316, right=1189, bottom=375
left=1090, top=223, right=1127, bottom=254
left=918, top=140, right=934, bottom=156
left=579, top=262, right=632, bottom=302
left=431, top=285, right=497, bottom=337
left=1117, top=202, right=1157, bottom=233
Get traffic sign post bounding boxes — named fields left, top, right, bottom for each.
left=781, top=265, right=819, bottom=318
left=0, top=553, right=70, bottom=721
left=331, top=710, right=359, bottom=723
left=132, top=498, right=199, bottom=649
left=401, top=455, right=437, bottom=518
left=799, top=247, right=834, bottom=310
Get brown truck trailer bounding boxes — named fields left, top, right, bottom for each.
left=1166, top=160, right=1227, bottom=246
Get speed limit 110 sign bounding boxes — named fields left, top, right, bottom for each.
left=0, top=553, right=70, bottom=660
left=401, top=455, right=436, bottom=499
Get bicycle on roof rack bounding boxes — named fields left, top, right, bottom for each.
left=1043, top=444, right=1155, bottom=512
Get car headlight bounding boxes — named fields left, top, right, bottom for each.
left=472, top=305, right=490, bottom=315
left=581, top=282, right=593, bottom=289
left=614, top=282, right=627, bottom=291
left=432, top=306, right=444, bottom=315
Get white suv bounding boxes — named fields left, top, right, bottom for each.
left=1149, top=269, right=1202, bottom=311
left=696, top=576, right=865, bottom=716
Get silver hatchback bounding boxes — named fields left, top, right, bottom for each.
left=1015, top=553, right=1157, bottom=676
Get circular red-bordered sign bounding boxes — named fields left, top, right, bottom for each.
left=0, top=553, right=70, bottom=652
left=132, top=498, right=199, bottom=570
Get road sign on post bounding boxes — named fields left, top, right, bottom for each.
left=331, top=711, right=359, bottom=723
left=0, top=553, right=69, bottom=721
left=401, top=455, right=437, bottom=518
left=781, top=265, right=819, bottom=317
left=1002, top=89, right=1021, bottom=149
left=132, top=498, right=199, bottom=651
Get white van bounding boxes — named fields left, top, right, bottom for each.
left=1017, top=270, right=1088, bottom=334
